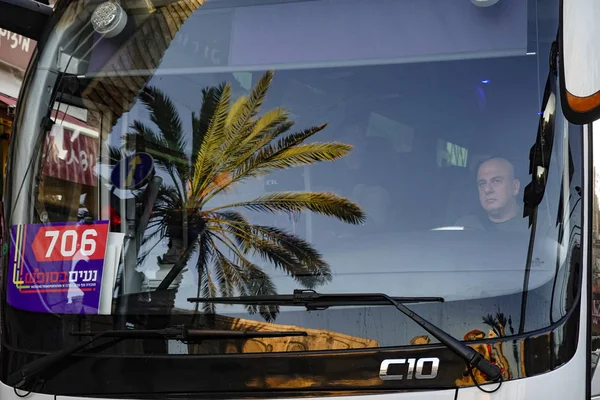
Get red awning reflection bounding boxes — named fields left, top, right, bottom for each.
left=0, top=92, right=94, bottom=130
left=0, top=93, right=16, bottom=107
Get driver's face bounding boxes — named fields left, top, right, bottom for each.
left=477, top=159, right=519, bottom=215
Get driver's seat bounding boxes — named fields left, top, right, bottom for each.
left=444, top=174, right=480, bottom=227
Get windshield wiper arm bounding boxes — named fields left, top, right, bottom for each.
left=8, top=327, right=306, bottom=388
left=189, top=290, right=502, bottom=382
left=188, top=289, right=444, bottom=310
left=70, top=327, right=307, bottom=340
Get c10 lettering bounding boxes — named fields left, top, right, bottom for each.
left=44, top=229, right=98, bottom=258
left=379, top=358, right=440, bottom=380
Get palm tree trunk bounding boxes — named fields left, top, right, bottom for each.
left=156, top=239, right=195, bottom=290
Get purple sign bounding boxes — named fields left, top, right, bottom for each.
left=7, top=221, right=110, bottom=314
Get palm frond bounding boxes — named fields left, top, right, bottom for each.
left=125, top=121, right=167, bottom=152
left=228, top=71, right=274, bottom=141
left=250, top=225, right=332, bottom=286
left=137, top=227, right=167, bottom=266
left=209, top=211, right=253, bottom=249
left=239, top=123, right=330, bottom=175
left=225, top=94, right=248, bottom=132
left=202, top=122, right=332, bottom=205
left=207, top=230, right=279, bottom=321
left=241, top=260, right=279, bottom=322
left=496, top=312, right=507, bottom=327
left=240, top=237, right=329, bottom=288
left=200, top=261, right=218, bottom=315
left=272, top=141, right=352, bottom=162
left=123, top=132, right=187, bottom=173
left=482, top=314, right=502, bottom=336
left=208, top=234, right=250, bottom=299
left=197, top=232, right=213, bottom=274
left=208, top=74, right=278, bottom=181
left=192, top=82, right=232, bottom=196
left=210, top=192, right=365, bottom=225
left=104, top=143, right=125, bottom=165
left=205, top=230, right=236, bottom=299
left=268, top=123, right=329, bottom=153
left=224, top=107, right=290, bottom=161
left=208, top=211, right=331, bottom=288
left=156, top=184, right=184, bottom=206
left=212, top=250, right=236, bottom=297
left=249, top=141, right=352, bottom=173
left=192, top=85, right=221, bottom=168
left=139, top=86, right=187, bottom=154
left=202, top=124, right=329, bottom=203
left=192, top=233, right=214, bottom=317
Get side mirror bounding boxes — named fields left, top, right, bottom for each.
left=560, top=0, right=600, bottom=124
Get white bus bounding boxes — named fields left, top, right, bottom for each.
left=1, top=0, right=600, bottom=399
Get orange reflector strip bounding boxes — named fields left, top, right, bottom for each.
left=566, top=90, right=600, bottom=113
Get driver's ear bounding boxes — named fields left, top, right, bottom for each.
left=512, top=178, right=520, bottom=196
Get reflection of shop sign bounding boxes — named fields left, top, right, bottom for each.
left=172, top=31, right=225, bottom=65
left=160, top=9, right=232, bottom=69
left=0, top=29, right=35, bottom=70
left=42, top=126, right=99, bottom=186
left=111, top=152, right=155, bottom=190
left=7, top=221, right=110, bottom=314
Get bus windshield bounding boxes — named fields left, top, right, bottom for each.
left=2, top=0, right=583, bottom=395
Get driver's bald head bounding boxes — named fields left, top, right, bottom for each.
left=478, top=157, right=515, bottom=179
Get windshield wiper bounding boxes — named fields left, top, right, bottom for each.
left=189, top=289, right=502, bottom=382
left=70, top=327, right=307, bottom=340
left=188, top=289, right=444, bottom=310
left=8, top=327, right=306, bottom=388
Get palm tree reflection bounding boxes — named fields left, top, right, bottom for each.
left=110, top=70, right=365, bottom=322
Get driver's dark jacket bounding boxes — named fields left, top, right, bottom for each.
left=455, top=209, right=529, bottom=232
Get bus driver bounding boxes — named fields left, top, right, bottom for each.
left=455, top=157, right=529, bottom=232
